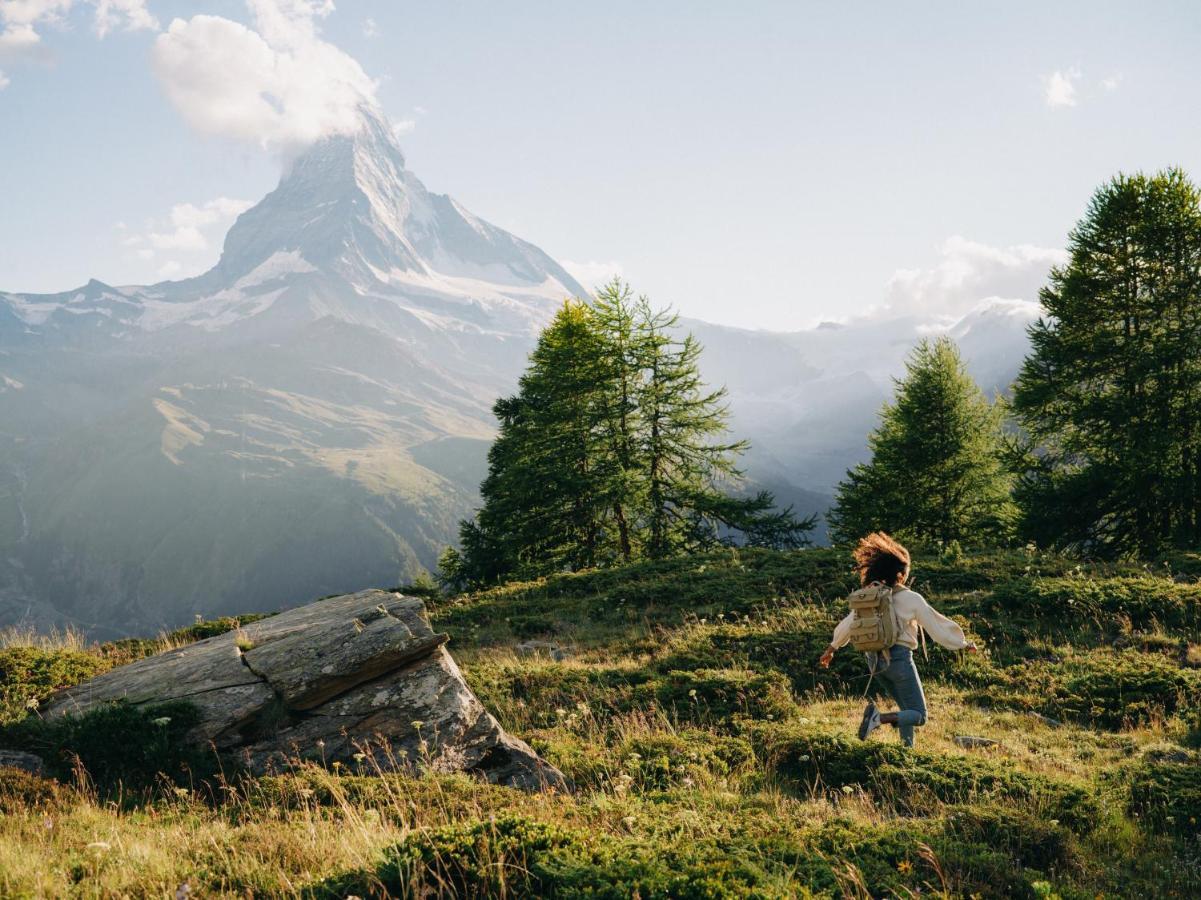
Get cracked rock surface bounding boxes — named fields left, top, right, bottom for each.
left=41, top=591, right=565, bottom=792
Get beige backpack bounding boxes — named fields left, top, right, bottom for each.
left=846, top=582, right=899, bottom=654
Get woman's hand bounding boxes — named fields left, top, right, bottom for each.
left=817, top=645, right=836, bottom=668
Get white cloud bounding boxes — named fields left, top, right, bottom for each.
left=1042, top=67, right=1080, bottom=108
left=392, top=118, right=415, bottom=137
left=1101, top=73, right=1122, bottom=92
left=157, top=260, right=182, bottom=278
left=0, top=0, right=157, bottom=84
left=0, top=69, right=8, bottom=88
left=362, top=16, right=377, bottom=38
left=93, top=0, right=157, bottom=37
left=560, top=259, right=624, bottom=291
left=123, top=196, right=253, bottom=275
left=152, top=0, right=379, bottom=151
left=871, top=236, right=1066, bottom=322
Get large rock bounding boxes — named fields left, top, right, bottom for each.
left=41, top=591, right=565, bottom=791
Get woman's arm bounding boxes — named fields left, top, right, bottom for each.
left=819, top=612, right=856, bottom=667
left=913, top=593, right=976, bottom=651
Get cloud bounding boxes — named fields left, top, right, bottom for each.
left=152, top=0, right=379, bottom=151
left=560, top=259, right=625, bottom=291
left=362, top=16, right=377, bottom=38
left=0, top=0, right=157, bottom=86
left=1101, top=73, right=1122, bottom=92
left=1042, top=67, right=1080, bottom=108
left=93, top=0, right=157, bottom=37
left=123, top=196, right=252, bottom=275
left=871, top=236, right=1066, bottom=323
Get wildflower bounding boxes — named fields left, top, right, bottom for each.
left=410, top=721, right=424, bottom=730
left=24, top=696, right=38, bottom=710
left=897, top=860, right=913, bottom=875
left=840, top=785, right=854, bottom=795
left=173, top=787, right=190, bottom=798
left=798, top=754, right=810, bottom=763
left=353, top=752, right=367, bottom=763
left=316, top=739, right=326, bottom=748
left=688, top=689, right=698, bottom=699
left=153, top=716, right=171, bottom=727
left=331, top=760, right=343, bottom=770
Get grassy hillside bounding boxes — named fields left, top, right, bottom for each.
left=1, top=548, right=1199, bottom=897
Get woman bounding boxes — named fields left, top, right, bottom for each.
left=817, top=532, right=976, bottom=747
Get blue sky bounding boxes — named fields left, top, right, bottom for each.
left=2, top=1, right=1200, bottom=330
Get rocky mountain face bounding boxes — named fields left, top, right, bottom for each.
left=0, top=107, right=1036, bottom=637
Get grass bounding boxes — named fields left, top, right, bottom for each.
left=0, top=546, right=1199, bottom=897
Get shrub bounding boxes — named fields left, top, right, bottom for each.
left=942, top=805, right=1081, bottom=873
left=765, top=729, right=1099, bottom=830
left=1128, top=757, right=1201, bottom=839
left=0, top=767, right=67, bottom=813
left=315, top=814, right=778, bottom=899
left=651, top=668, right=798, bottom=725
left=977, top=651, right=1201, bottom=729
left=0, top=700, right=218, bottom=797
left=0, top=647, right=109, bottom=724
left=987, top=577, right=1201, bottom=633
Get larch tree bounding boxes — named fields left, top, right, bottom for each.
left=1011, top=169, right=1201, bottom=556
left=828, top=336, right=1015, bottom=548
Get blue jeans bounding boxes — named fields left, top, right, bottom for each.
left=866, top=645, right=928, bottom=747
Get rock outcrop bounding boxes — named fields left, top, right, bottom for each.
left=41, top=591, right=565, bottom=791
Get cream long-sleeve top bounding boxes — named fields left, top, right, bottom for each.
left=830, top=587, right=969, bottom=652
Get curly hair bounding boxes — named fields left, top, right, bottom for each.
left=852, top=532, right=911, bottom=586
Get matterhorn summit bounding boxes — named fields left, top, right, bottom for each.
left=0, top=109, right=584, bottom=637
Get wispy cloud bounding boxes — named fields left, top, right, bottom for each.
left=122, top=196, right=253, bottom=279
left=1101, top=73, right=1122, bottom=92
left=1042, top=67, right=1080, bottom=108
left=362, top=16, right=378, bottom=38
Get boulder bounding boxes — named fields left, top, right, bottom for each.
left=41, top=591, right=565, bottom=792
left=953, top=735, right=999, bottom=749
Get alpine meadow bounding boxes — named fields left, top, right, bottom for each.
left=1, top=4, right=1200, bottom=899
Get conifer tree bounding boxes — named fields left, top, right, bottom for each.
left=1012, top=169, right=1201, bottom=555
left=449, top=283, right=812, bottom=586
left=461, top=300, right=615, bottom=584
left=828, top=337, right=1015, bottom=547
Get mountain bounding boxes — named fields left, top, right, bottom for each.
left=0, top=108, right=1038, bottom=636
left=0, top=109, right=585, bottom=637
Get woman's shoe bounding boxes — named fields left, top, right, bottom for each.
left=858, top=701, right=881, bottom=740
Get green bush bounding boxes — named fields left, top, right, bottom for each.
left=467, top=662, right=651, bottom=729
left=942, top=805, right=1081, bottom=874
left=977, top=651, right=1200, bottom=729
left=0, top=700, right=218, bottom=797
left=651, top=668, right=797, bottom=725
left=765, top=729, right=1099, bottom=830
left=0, top=647, right=109, bottom=724
left=314, top=814, right=779, bottom=899
left=1128, top=757, right=1201, bottom=839
left=987, top=577, right=1201, bottom=633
